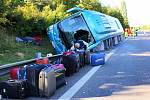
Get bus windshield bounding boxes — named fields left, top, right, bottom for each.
left=58, top=15, right=91, bottom=49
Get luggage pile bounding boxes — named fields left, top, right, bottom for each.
left=0, top=58, right=66, bottom=99
left=0, top=51, right=105, bottom=99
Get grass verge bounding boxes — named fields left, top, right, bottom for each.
left=0, top=29, right=55, bottom=65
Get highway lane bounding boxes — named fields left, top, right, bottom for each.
left=72, top=35, right=150, bottom=100
left=27, top=35, right=150, bottom=100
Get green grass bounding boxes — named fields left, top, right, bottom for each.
left=0, top=29, right=55, bottom=65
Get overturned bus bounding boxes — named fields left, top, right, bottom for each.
left=47, top=7, right=124, bottom=54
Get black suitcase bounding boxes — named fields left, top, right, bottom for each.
left=26, top=64, right=46, bottom=96
left=85, top=50, right=90, bottom=65
left=55, top=68, right=66, bottom=89
left=51, top=63, right=67, bottom=89
left=0, top=80, right=29, bottom=99
left=62, top=52, right=80, bottom=76
left=77, top=51, right=85, bottom=67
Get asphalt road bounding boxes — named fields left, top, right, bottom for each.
left=27, top=35, right=150, bottom=100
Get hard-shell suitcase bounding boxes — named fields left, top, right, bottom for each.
left=62, top=52, right=80, bottom=76
left=91, top=53, right=105, bottom=66
left=85, top=50, right=90, bottom=65
left=0, top=80, right=29, bottom=99
left=26, top=64, right=46, bottom=96
left=10, top=67, right=19, bottom=79
left=39, top=67, right=56, bottom=97
left=51, top=64, right=66, bottom=89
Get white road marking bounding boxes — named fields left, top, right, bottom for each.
left=105, top=50, right=116, bottom=61
left=58, top=50, right=116, bottom=100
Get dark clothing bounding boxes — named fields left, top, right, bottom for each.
left=74, top=40, right=87, bottom=50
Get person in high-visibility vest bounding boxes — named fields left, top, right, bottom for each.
left=132, top=28, right=136, bottom=37
left=135, top=29, right=138, bottom=36
left=128, top=28, right=132, bottom=36
left=124, top=28, right=128, bottom=38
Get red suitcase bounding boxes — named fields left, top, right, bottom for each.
left=10, top=67, right=19, bottom=79
left=35, top=58, right=49, bottom=64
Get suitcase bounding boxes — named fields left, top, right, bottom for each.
left=10, top=67, right=19, bottom=79
left=91, top=53, right=105, bottom=66
left=0, top=80, right=29, bottom=99
left=85, top=50, right=90, bottom=65
left=39, top=67, right=56, bottom=97
left=62, top=52, right=80, bottom=76
left=18, top=65, right=27, bottom=79
left=36, top=58, right=49, bottom=64
left=51, top=64, right=67, bottom=89
left=26, top=64, right=46, bottom=96
left=77, top=51, right=85, bottom=67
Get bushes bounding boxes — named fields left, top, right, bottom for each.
left=12, top=3, right=45, bottom=36
left=2, top=2, right=67, bottom=36
left=107, top=8, right=126, bottom=28
left=0, top=0, right=129, bottom=36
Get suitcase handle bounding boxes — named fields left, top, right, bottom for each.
left=9, top=80, right=15, bottom=82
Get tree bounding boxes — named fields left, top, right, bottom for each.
left=0, top=0, right=129, bottom=35
left=107, top=8, right=126, bottom=28
left=120, top=0, right=129, bottom=27
left=78, top=0, right=102, bottom=11
left=120, top=0, right=128, bottom=20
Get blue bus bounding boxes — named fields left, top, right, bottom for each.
left=47, top=7, right=124, bottom=54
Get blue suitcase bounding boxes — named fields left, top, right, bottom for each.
left=91, top=53, right=105, bottom=66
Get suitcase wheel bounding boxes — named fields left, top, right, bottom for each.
left=65, top=82, right=68, bottom=85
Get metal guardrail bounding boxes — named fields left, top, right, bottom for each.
left=0, top=54, right=62, bottom=76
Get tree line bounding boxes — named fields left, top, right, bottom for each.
left=0, top=0, right=129, bottom=36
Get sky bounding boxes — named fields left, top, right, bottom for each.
left=100, top=0, right=150, bottom=27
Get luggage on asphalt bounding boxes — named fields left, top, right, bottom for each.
left=10, top=65, right=27, bottom=80
left=0, top=79, right=29, bottom=99
left=62, top=51, right=80, bottom=76
left=77, top=50, right=85, bottom=67
left=26, top=64, right=46, bottom=96
left=36, top=58, right=49, bottom=64
left=18, top=65, right=27, bottom=79
left=76, top=50, right=90, bottom=66
left=85, top=50, right=90, bottom=65
left=51, top=64, right=66, bottom=89
left=91, top=53, right=105, bottom=66
left=39, top=67, right=56, bottom=97
left=10, top=67, right=19, bottom=79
